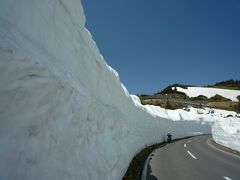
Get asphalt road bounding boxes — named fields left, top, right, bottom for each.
left=143, top=135, right=240, bottom=180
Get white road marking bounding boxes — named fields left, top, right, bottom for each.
left=187, top=151, right=197, bottom=159
left=187, top=140, right=192, bottom=143
left=184, top=144, right=186, bottom=148
left=223, top=176, right=232, bottom=180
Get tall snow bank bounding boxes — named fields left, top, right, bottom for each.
left=175, top=87, right=240, bottom=101
left=212, top=118, right=240, bottom=151
left=0, top=0, right=213, bottom=180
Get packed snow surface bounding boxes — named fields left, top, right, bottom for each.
left=0, top=0, right=239, bottom=180
left=212, top=118, right=240, bottom=151
left=175, top=86, right=240, bottom=101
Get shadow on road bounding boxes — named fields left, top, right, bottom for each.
left=146, top=157, right=158, bottom=180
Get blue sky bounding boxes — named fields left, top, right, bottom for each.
left=82, top=0, right=240, bottom=94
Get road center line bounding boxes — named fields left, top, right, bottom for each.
left=184, top=143, right=186, bottom=148
left=223, top=176, right=232, bottom=180
left=187, top=140, right=192, bottom=143
left=187, top=151, right=197, bottom=159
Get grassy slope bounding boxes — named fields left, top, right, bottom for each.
left=208, top=80, right=240, bottom=90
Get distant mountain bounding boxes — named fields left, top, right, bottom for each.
left=151, top=79, right=240, bottom=95
left=175, top=86, right=239, bottom=102
left=138, top=80, right=240, bottom=111
left=208, top=79, right=240, bottom=90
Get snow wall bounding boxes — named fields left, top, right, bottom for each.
left=0, top=0, right=212, bottom=179
left=212, top=118, right=240, bottom=151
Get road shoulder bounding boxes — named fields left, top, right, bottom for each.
left=207, top=138, right=240, bottom=159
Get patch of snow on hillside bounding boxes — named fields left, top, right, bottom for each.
left=175, top=87, right=240, bottom=101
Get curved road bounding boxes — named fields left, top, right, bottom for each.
left=143, top=135, right=240, bottom=180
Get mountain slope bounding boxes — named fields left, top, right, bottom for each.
left=175, top=86, right=240, bottom=101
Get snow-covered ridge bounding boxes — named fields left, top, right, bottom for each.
left=0, top=0, right=238, bottom=180
left=174, top=86, right=240, bottom=101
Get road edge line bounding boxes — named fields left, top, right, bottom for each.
left=207, top=138, right=240, bottom=159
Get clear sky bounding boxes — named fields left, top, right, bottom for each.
left=82, top=0, right=240, bottom=95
